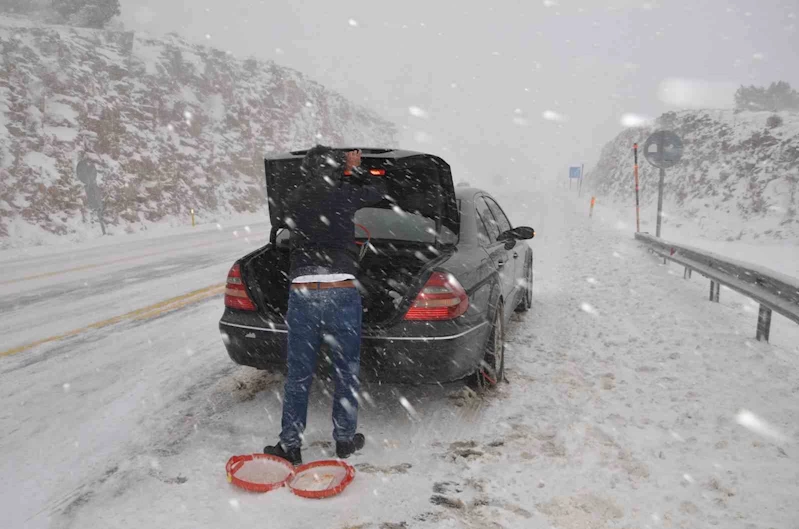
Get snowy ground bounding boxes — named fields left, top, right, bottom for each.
left=2, top=191, right=798, bottom=529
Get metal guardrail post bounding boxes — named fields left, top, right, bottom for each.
left=635, top=232, right=799, bottom=345
left=756, top=305, right=772, bottom=342
left=709, top=280, right=720, bottom=302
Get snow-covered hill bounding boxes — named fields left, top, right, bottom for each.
left=0, top=16, right=397, bottom=246
left=589, top=110, right=799, bottom=241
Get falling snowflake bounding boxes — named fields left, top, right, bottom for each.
left=580, top=302, right=598, bottom=315
left=340, top=398, right=355, bottom=415
left=408, top=106, right=429, bottom=119
left=542, top=110, right=565, bottom=122
left=362, top=391, right=375, bottom=407
left=319, top=215, right=330, bottom=226
left=736, top=409, right=788, bottom=442
left=63, top=383, right=71, bottom=392
left=348, top=19, right=359, bottom=27
left=586, top=277, right=598, bottom=284
left=392, top=205, right=408, bottom=217
left=752, top=52, right=765, bottom=60
left=620, top=113, right=652, bottom=127
left=229, top=499, right=240, bottom=510
left=399, top=396, right=419, bottom=419
left=184, top=111, right=193, bottom=120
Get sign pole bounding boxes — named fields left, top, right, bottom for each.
left=642, top=130, right=683, bottom=239
left=656, top=167, right=665, bottom=237
left=633, top=143, right=640, bottom=233
left=578, top=163, right=584, bottom=197
left=655, top=132, right=666, bottom=238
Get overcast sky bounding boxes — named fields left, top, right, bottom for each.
left=121, top=0, right=798, bottom=188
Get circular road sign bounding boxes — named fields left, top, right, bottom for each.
left=643, top=130, right=683, bottom=169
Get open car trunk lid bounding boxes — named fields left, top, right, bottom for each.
left=264, top=148, right=459, bottom=243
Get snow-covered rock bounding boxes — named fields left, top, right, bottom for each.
left=590, top=110, right=799, bottom=241
left=0, top=15, right=397, bottom=246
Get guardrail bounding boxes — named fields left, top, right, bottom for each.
left=635, top=233, right=799, bottom=342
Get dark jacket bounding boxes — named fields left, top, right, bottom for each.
left=285, top=147, right=385, bottom=280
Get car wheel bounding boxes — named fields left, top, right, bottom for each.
left=515, top=255, right=533, bottom=313
left=469, top=301, right=505, bottom=390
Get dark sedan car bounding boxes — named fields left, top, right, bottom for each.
left=219, top=148, right=534, bottom=387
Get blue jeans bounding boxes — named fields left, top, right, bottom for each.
left=279, top=286, right=362, bottom=450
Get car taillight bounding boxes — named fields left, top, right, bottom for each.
left=404, top=272, right=469, bottom=321
left=225, top=263, right=257, bottom=311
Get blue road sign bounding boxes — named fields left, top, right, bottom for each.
left=569, top=166, right=582, bottom=179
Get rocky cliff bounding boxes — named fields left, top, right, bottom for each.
left=0, top=15, right=397, bottom=245
left=590, top=110, right=799, bottom=240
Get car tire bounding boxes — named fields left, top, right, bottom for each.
left=468, top=301, right=505, bottom=390
left=515, top=255, right=533, bottom=313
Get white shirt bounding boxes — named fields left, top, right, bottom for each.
left=292, top=274, right=355, bottom=284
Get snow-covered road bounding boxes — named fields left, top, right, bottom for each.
left=2, top=194, right=797, bottom=529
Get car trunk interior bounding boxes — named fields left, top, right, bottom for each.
left=243, top=243, right=446, bottom=326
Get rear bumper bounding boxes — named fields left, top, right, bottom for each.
left=219, top=312, right=490, bottom=383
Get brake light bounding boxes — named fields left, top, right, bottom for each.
left=404, top=272, right=469, bottom=321
left=225, top=264, right=257, bottom=311
left=343, top=168, right=386, bottom=176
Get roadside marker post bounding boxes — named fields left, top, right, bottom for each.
left=633, top=143, right=640, bottom=233
left=191, top=209, right=195, bottom=227
left=589, top=196, right=596, bottom=217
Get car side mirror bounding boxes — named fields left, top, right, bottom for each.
left=498, top=226, right=536, bottom=241
left=512, top=226, right=535, bottom=239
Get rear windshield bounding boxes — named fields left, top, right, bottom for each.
left=355, top=208, right=457, bottom=244
left=276, top=208, right=457, bottom=246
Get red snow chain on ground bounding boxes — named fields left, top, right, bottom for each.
left=288, top=460, right=356, bottom=499
left=226, top=454, right=295, bottom=493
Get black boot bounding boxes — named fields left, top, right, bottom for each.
left=264, top=442, right=302, bottom=466
left=336, top=433, right=365, bottom=459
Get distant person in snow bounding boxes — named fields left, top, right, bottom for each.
left=264, top=145, right=385, bottom=465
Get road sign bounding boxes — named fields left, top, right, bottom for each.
left=643, top=130, right=683, bottom=169
left=76, top=159, right=97, bottom=186
left=642, top=131, right=683, bottom=238
left=569, top=166, right=582, bottom=179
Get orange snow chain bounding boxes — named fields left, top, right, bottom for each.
left=226, top=454, right=295, bottom=493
